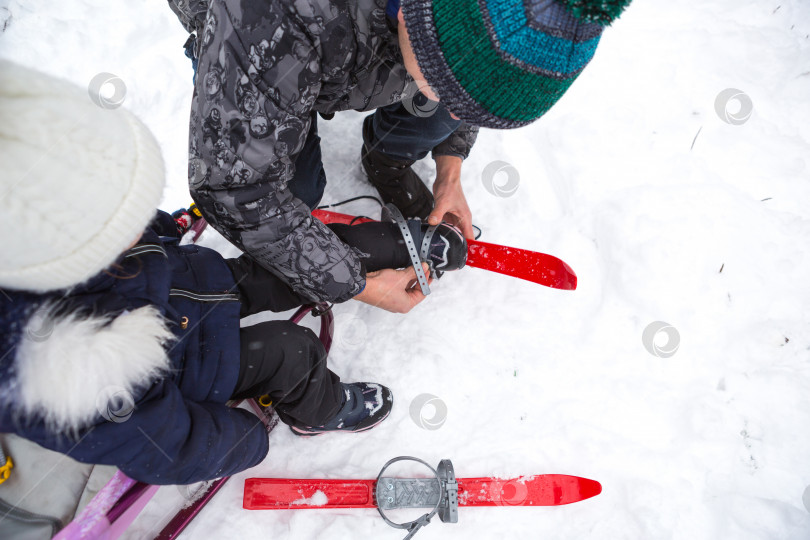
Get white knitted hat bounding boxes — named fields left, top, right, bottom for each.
left=0, top=60, right=165, bottom=292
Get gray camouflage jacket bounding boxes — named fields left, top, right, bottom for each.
left=167, top=0, right=479, bottom=302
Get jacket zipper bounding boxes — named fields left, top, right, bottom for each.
left=125, top=244, right=168, bottom=258
left=126, top=246, right=238, bottom=302
left=169, top=288, right=239, bottom=302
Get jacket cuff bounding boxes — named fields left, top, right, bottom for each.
left=353, top=261, right=367, bottom=297
left=431, top=148, right=468, bottom=160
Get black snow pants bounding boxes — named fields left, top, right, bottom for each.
left=225, top=221, right=409, bottom=427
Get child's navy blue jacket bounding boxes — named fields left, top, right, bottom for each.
left=0, top=212, right=268, bottom=485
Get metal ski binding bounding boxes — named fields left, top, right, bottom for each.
left=381, top=204, right=441, bottom=296
left=374, top=456, right=459, bottom=539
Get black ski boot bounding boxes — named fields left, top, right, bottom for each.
left=290, top=382, right=393, bottom=437
left=406, top=219, right=467, bottom=272
left=361, top=116, right=434, bottom=220
left=326, top=217, right=467, bottom=274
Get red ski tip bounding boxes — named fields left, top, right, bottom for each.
left=561, top=261, right=578, bottom=290
left=457, top=474, right=600, bottom=507
left=465, top=239, right=577, bottom=291
left=577, top=477, right=602, bottom=500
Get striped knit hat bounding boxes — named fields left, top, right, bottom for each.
left=401, top=0, right=632, bottom=128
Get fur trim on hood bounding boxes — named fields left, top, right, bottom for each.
left=9, top=304, right=174, bottom=434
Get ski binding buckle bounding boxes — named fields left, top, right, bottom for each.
left=374, top=456, right=458, bottom=539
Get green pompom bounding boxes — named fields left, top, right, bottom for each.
left=558, top=0, right=633, bottom=25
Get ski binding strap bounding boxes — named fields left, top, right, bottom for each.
left=381, top=204, right=431, bottom=296
left=418, top=222, right=442, bottom=279
left=374, top=456, right=458, bottom=539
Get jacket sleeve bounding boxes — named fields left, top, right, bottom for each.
left=116, top=391, right=269, bottom=485
left=39, top=381, right=270, bottom=486
left=187, top=0, right=365, bottom=303
left=150, top=210, right=182, bottom=239
left=431, top=122, right=479, bottom=160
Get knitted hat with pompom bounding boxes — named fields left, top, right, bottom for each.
left=401, top=0, right=632, bottom=128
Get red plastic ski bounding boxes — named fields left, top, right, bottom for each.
left=312, top=209, right=577, bottom=290
left=243, top=474, right=600, bottom=510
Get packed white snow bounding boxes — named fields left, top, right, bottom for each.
left=292, top=490, right=330, bottom=507
left=2, top=0, right=810, bottom=539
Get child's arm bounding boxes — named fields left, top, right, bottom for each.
left=31, top=381, right=270, bottom=485
left=116, top=400, right=269, bottom=485
left=150, top=209, right=183, bottom=239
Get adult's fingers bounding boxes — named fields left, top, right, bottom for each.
left=427, top=199, right=450, bottom=226
left=458, top=214, right=475, bottom=240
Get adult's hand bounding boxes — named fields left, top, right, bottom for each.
left=427, top=155, right=475, bottom=239
left=354, top=263, right=432, bottom=313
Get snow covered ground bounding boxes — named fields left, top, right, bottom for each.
left=3, top=0, right=810, bottom=538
